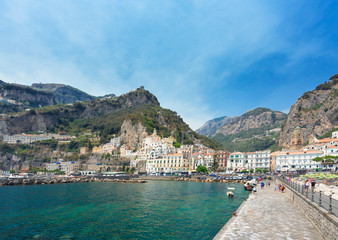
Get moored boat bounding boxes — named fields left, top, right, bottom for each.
left=243, top=179, right=255, bottom=191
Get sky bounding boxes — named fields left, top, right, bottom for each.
left=0, top=1, right=337, bottom=130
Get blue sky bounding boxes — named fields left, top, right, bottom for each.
left=0, top=1, right=337, bottom=129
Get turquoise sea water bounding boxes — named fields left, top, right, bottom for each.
left=0, top=181, right=249, bottom=240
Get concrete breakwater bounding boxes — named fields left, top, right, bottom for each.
left=139, top=175, right=246, bottom=183
left=175, top=176, right=246, bottom=183
left=0, top=177, right=146, bottom=186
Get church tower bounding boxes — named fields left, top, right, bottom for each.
left=152, top=128, right=157, bottom=136
left=290, top=126, right=303, bottom=150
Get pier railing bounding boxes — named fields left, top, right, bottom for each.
left=277, top=176, right=338, bottom=217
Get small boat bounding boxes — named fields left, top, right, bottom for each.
left=227, top=191, right=234, bottom=197
left=244, top=180, right=255, bottom=191
left=227, top=187, right=235, bottom=190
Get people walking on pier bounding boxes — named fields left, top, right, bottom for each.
left=305, top=180, right=310, bottom=193
left=253, top=186, right=257, bottom=194
left=311, top=180, right=316, bottom=192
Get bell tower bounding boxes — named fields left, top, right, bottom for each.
left=290, top=126, right=303, bottom=150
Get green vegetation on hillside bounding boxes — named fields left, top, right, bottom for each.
left=212, top=124, right=281, bottom=152
left=39, top=103, right=220, bottom=149
left=242, top=107, right=272, bottom=117
left=0, top=102, right=24, bottom=114
left=315, top=77, right=338, bottom=90
left=302, top=103, right=323, bottom=112
left=318, top=128, right=338, bottom=139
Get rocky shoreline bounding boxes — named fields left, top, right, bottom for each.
left=0, top=177, right=146, bottom=186
left=0, top=176, right=247, bottom=186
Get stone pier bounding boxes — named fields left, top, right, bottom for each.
left=213, top=183, right=323, bottom=240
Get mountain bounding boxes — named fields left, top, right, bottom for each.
left=210, top=108, right=287, bottom=152
left=279, top=74, right=338, bottom=148
left=196, top=116, right=233, bottom=137
left=32, top=83, right=98, bottom=104
left=0, top=80, right=99, bottom=114
left=0, top=87, right=221, bottom=150
left=0, top=81, right=55, bottom=113
left=215, top=108, right=287, bottom=136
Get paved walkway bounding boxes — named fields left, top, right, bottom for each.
left=214, top=184, right=323, bottom=240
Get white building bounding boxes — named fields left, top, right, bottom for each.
left=46, top=163, right=59, bottom=171
left=247, top=150, right=271, bottom=171
left=134, top=130, right=175, bottom=167
left=3, top=133, right=52, bottom=144
left=46, top=161, right=79, bottom=175
left=92, top=137, right=121, bottom=154
left=227, top=152, right=246, bottom=172
left=195, top=153, right=214, bottom=170
left=324, top=145, right=338, bottom=156
left=274, top=150, right=335, bottom=172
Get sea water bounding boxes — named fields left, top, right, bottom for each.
left=0, top=181, right=249, bottom=239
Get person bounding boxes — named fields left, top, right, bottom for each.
left=281, top=185, right=285, bottom=193
left=261, top=182, right=265, bottom=189
left=253, top=186, right=257, bottom=194
left=274, top=184, right=278, bottom=191
left=305, top=180, right=310, bottom=193
left=267, top=181, right=270, bottom=187
left=311, top=180, right=316, bottom=192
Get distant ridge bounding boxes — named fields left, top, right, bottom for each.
left=0, top=80, right=112, bottom=114
left=32, top=83, right=97, bottom=104
left=196, top=116, right=233, bottom=137
left=197, top=107, right=287, bottom=152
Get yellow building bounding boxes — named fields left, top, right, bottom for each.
left=146, top=153, right=189, bottom=173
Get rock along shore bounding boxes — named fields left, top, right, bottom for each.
left=0, top=177, right=146, bottom=186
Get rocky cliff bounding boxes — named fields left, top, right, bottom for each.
left=210, top=108, right=287, bottom=152
left=279, top=74, right=338, bottom=148
left=216, top=108, right=287, bottom=136
left=120, top=120, right=148, bottom=150
left=0, top=87, right=159, bottom=135
left=196, top=116, right=233, bottom=137
left=0, top=81, right=55, bottom=108
left=0, top=80, right=101, bottom=114
left=32, top=83, right=97, bottom=104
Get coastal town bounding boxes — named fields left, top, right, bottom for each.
left=0, top=126, right=337, bottom=177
